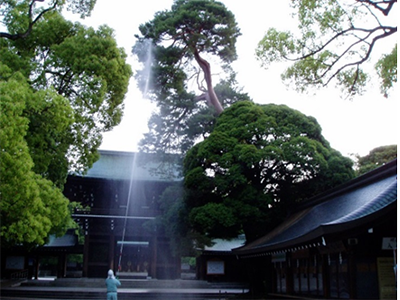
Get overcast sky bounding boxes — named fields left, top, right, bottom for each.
left=65, top=0, right=398, bottom=157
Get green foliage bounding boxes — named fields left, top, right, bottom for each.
left=152, top=183, right=208, bottom=256
left=64, top=0, right=97, bottom=18
left=256, top=0, right=397, bottom=98
left=134, top=0, right=241, bottom=106
left=2, top=10, right=132, bottom=184
left=0, top=72, right=71, bottom=247
left=139, top=74, right=248, bottom=158
left=138, top=0, right=240, bottom=62
left=375, top=44, right=397, bottom=97
left=181, top=256, right=196, bottom=268
left=1, top=3, right=131, bottom=247
left=189, top=202, right=239, bottom=238
left=184, top=101, right=354, bottom=243
left=26, top=14, right=131, bottom=174
left=134, top=0, right=245, bottom=163
left=24, top=87, right=74, bottom=187
left=67, top=254, right=83, bottom=264
left=355, top=145, right=397, bottom=175
left=0, top=0, right=97, bottom=40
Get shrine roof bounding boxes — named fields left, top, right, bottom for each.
left=235, top=159, right=397, bottom=255
left=78, top=150, right=182, bottom=182
left=204, top=235, right=246, bottom=253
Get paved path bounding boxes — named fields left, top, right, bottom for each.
left=2, top=285, right=248, bottom=294
left=1, top=279, right=251, bottom=300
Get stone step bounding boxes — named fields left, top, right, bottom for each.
left=19, top=277, right=247, bottom=289
left=1, top=283, right=248, bottom=300
left=1, top=290, right=239, bottom=300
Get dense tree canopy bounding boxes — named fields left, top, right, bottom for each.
left=355, top=144, right=397, bottom=175
left=138, top=77, right=249, bottom=178
left=0, top=2, right=132, bottom=246
left=134, top=0, right=246, bottom=163
left=256, top=0, right=397, bottom=98
left=1, top=2, right=132, bottom=184
left=183, top=101, right=355, bottom=243
left=0, top=71, right=73, bottom=247
left=150, top=183, right=209, bottom=256
left=0, top=0, right=96, bottom=40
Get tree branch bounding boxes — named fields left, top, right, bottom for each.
left=324, top=26, right=396, bottom=86
left=356, top=0, right=397, bottom=16
left=0, top=0, right=59, bottom=40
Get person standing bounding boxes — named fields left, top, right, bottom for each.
left=105, top=269, right=121, bottom=300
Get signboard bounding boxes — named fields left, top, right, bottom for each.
left=207, top=260, right=224, bottom=275
left=382, top=237, right=396, bottom=250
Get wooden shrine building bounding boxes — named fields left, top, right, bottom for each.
left=234, top=159, right=397, bottom=299
left=1, top=150, right=181, bottom=280
left=64, top=150, right=181, bottom=279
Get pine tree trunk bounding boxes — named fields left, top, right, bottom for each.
left=193, top=50, right=224, bottom=115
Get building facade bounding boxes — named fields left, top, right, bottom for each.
left=235, top=160, right=397, bottom=299
left=65, top=150, right=181, bottom=279
left=197, top=235, right=247, bottom=282
left=1, top=150, right=182, bottom=280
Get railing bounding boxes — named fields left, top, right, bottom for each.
left=11, top=269, right=29, bottom=280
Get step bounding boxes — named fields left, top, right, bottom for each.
left=1, top=287, right=244, bottom=300
left=20, top=278, right=216, bottom=289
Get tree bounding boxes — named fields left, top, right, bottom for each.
left=138, top=76, right=249, bottom=179
left=133, top=0, right=246, bottom=176
left=1, top=11, right=132, bottom=186
left=36, top=14, right=131, bottom=176
left=150, top=183, right=209, bottom=256
left=1, top=6, right=132, bottom=246
left=256, top=0, right=397, bottom=98
left=134, top=0, right=240, bottom=114
left=0, top=71, right=73, bottom=247
left=375, top=44, right=397, bottom=96
left=183, top=101, right=354, bottom=243
left=0, top=0, right=96, bottom=40
left=355, top=144, right=397, bottom=175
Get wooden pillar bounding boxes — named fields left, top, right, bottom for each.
left=83, top=235, right=89, bottom=277
left=348, top=249, right=357, bottom=299
left=322, top=254, right=330, bottom=298
left=57, top=253, right=67, bottom=278
left=149, top=235, right=157, bottom=278
left=34, top=256, right=40, bottom=280
left=197, top=256, right=206, bottom=280
left=109, top=234, right=115, bottom=271
left=286, top=256, right=294, bottom=295
left=175, top=255, right=181, bottom=279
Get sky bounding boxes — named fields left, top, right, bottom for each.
left=65, top=0, right=397, bottom=158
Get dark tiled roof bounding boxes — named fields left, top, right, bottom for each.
left=236, top=160, right=397, bottom=254
left=81, top=150, right=181, bottom=181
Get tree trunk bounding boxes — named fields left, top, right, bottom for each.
left=193, top=50, right=224, bottom=115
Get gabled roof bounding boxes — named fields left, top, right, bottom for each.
left=79, top=150, right=181, bottom=182
left=204, top=235, right=246, bottom=254
left=235, top=160, right=397, bottom=255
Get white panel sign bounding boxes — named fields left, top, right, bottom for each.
left=207, top=260, right=224, bottom=275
